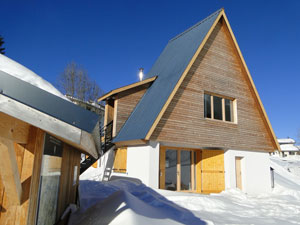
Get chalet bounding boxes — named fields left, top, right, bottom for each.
left=97, top=9, right=280, bottom=195
left=273, top=138, right=300, bottom=157
left=0, top=55, right=100, bottom=225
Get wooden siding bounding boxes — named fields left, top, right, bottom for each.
left=151, top=20, right=274, bottom=151
left=116, top=86, right=147, bottom=135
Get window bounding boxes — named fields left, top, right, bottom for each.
left=204, top=93, right=235, bottom=122
left=113, top=147, right=127, bottom=173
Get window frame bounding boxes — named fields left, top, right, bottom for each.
left=204, top=92, right=237, bottom=123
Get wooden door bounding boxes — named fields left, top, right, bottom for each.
left=201, top=150, right=225, bottom=193
left=235, top=157, right=242, bottom=190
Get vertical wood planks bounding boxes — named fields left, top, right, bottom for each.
left=201, top=150, right=225, bottom=193
left=113, top=148, right=127, bottom=173
left=27, top=128, right=45, bottom=225
left=57, top=144, right=81, bottom=222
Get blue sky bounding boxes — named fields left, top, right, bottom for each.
left=1, top=0, right=300, bottom=141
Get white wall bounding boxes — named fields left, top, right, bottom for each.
left=126, top=141, right=160, bottom=188
left=224, top=149, right=272, bottom=194
left=99, top=142, right=159, bottom=188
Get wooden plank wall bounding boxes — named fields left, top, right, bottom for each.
left=201, top=150, right=225, bottom=193
left=116, top=86, right=147, bottom=134
left=112, top=148, right=127, bottom=173
left=0, top=127, right=44, bottom=225
left=151, top=20, right=274, bottom=152
left=57, top=144, right=80, bottom=223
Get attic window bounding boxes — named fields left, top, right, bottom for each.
left=204, top=93, right=236, bottom=123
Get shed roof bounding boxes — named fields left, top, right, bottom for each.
left=113, top=9, right=223, bottom=143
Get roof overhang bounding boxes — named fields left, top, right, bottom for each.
left=98, top=76, right=157, bottom=102
left=0, top=94, right=98, bottom=158
left=113, top=139, right=148, bottom=148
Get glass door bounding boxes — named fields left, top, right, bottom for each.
left=160, top=147, right=196, bottom=192
left=180, top=150, right=192, bottom=190
left=165, top=149, right=177, bottom=191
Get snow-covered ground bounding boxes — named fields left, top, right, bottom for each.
left=72, top=156, right=300, bottom=225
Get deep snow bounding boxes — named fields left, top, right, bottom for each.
left=72, top=156, right=300, bottom=225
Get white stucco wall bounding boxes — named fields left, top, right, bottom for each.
left=126, top=141, right=160, bottom=188
left=100, top=141, right=159, bottom=188
left=224, top=149, right=272, bottom=194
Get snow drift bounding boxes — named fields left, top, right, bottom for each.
left=69, top=179, right=206, bottom=225
left=72, top=158, right=300, bottom=225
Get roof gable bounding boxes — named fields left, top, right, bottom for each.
left=113, top=9, right=223, bottom=143
left=113, top=9, right=279, bottom=150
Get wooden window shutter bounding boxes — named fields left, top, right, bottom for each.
left=113, top=147, right=127, bottom=173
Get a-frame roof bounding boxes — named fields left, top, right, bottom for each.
left=113, top=9, right=280, bottom=150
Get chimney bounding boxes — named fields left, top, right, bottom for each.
left=139, top=68, right=144, bottom=81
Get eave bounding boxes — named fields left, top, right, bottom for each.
left=98, top=76, right=157, bottom=102
left=0, top=94, right=98, bottom=158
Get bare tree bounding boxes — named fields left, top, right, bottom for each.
left=0, top=35, right=5, bottom=54
left=57, top=62, right=103, bottom=102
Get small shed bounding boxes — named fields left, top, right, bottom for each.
left=0, top=55, right=100, bottom=225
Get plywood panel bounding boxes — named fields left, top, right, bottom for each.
left=14, top=146, right=34, bottom=225
left=0, top=139, right=22, bottom=205
left=0, top=125, right=37, bottom=225
left=151, top=20, right=274, bottom=152
left=0, top=142, right=31, bottom=225
left=201, top=150, right=225, bottom=193
left=0, top=112, right=30, bottom=144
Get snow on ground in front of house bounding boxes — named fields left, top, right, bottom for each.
left=0, top=54, right=68, bottom=100
left=73, top=157, right=300, bottom=225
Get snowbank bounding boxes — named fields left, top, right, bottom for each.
left=69, top=179, right=206, bottom=225
left=0, top=54, right=67, bottom=100
left=72, top=157, right=300, bottom=225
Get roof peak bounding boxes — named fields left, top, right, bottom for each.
left=169, top=8, right=224, bottom=43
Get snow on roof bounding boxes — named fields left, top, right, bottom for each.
left=0, top=54, right=67, bottom=100
left=277, top=138, right=296, bottom=144
left=279, top=144, right=299, bottom=152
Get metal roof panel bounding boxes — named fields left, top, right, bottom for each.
left=0, top=70, right=99, bottom=133
left=113, top=9, right=222, bottom=143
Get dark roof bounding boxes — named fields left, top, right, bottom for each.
left=0, top=70, right=99, bottom=133
left=113, top=9, right=222, bottom=143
